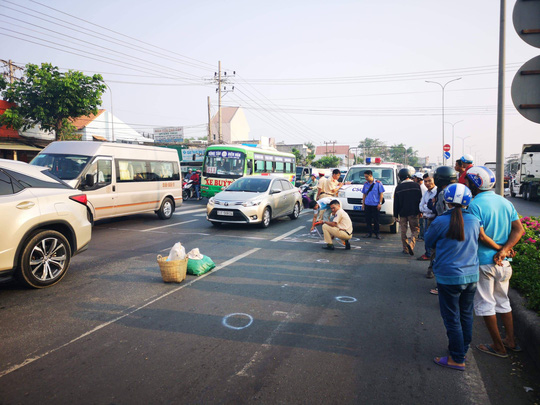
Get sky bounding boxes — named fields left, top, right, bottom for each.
left=1, top=0, right=539, bottom=165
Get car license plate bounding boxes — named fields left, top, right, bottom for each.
left=217, top=210, right=233, bottom=216
left=353, top=206, right=363, bottom=211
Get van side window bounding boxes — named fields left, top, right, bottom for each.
left=117, top=160, right=180, bottom=182
left=85, top=159, right=112, bottom=188
left=150, top=162, right=174, bottom=180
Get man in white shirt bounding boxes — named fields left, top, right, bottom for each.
left=414, top=173, right=428, bottom=240
left=418, top=176, right=438, bottom=267
left=322, top=200, right=353, bottom=251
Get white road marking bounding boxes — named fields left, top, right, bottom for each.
left=235, top=311, right=299, bottom=377
left=271, top=226, right=305, bottom=242
left=222, top=313, right=254, bottom=330
left=194, top=213, right=207, bottom=217
left=142, top=219, right=198, bottom=232
left=0, top=247, right=261, bottom=379
left=173, top=208, right=206, bottom=215
left=335, top=296, right=357, bottom=303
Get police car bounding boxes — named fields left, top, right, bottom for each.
left=337, top=158, right=401, bottom=233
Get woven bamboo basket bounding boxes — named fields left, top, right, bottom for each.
left=157, top=255, right=188, bottom=283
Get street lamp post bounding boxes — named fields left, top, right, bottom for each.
left=457, top=135, right=472, bottom=158
left=426, top=77, right=462, bottom=165
left=445, top=120, right=463, bottom=163
left=104, top=83, right=115, bottom=142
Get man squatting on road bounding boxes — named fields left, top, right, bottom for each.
left=321, top=200, right=353, bottom=251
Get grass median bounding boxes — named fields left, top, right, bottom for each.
left=511, top=216, right=540, bottom=315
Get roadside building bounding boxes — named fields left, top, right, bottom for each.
left=71, top=110, right=152, bottom=144
left=210, top=107, right=250, bottom=144
left=0, top=100, right=42, bottom=162
left=275, top=142, right=310, bottom=157
left=314, top=145, right=355, bottom=166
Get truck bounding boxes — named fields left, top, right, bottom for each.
left=510, top=144, right=540, bottom=201
left=337, top=159, right=402, bottom=233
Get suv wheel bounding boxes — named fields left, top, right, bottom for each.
left=18, top=230, right=71, bottom=288
left=157, top=197, right=174, bottom=220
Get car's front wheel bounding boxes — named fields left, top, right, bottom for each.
left=260, top=207, right=272, bottom=228
left=157, top=197, right=174, bottom=220
left=18, top=230, right=72, bottom=288
left=289, top=202, right=300, bottom=220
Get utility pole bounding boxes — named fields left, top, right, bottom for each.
left=324, top=141, right=337, bottom=155
left=218, top=61, right=222, bottom=144
left=213, top=61, right=235, bottom=144
left=207, top=96, right=212, bottom=143
left=0, top=59, right=23, bottom=83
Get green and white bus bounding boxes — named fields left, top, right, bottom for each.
left=201, top=144, right=296, bottom=198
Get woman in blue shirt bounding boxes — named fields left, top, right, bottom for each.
left=425, top=183, right=499, bottom=371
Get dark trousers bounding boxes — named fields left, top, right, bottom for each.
left=437, top=282, right=477, bottom=364
left=364, top=205, right=380, bottom=235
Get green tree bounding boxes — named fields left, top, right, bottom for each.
left=305, top=142, right=316, bottom=165
left=387, top=144, right=419, bottom=166
left=358, top=137, right=389, bottom=160
left=312, top=155, right=340, bottom=168
left=58, top=119, right=82, bottom=141
left=291, top=147, right=304, bottom=165
left=0, top=63, right=106, bottom=141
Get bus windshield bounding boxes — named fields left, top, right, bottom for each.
left=345, top=167, right=395, bottom=185
left=31, top=153, right=92, bottom=180
left=203, top=150, right=245, bottom=178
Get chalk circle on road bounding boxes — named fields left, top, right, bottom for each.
left=222, top=313, right=254, bottom=330
left=336, top=296, right=357, bottom=303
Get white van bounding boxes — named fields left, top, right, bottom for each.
left=337, top=162, right=401, bottom=233
left=31, top=141, right=182, bottom=222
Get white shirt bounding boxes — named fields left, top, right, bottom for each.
left=419, top=186, right=438, bottom=219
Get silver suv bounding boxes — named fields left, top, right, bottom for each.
left=0, top=159, right=92, bottom=288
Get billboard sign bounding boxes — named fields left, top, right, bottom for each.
left=181, top=148, right=205, bottom=162
left=154, top=127, right=184, bottom=143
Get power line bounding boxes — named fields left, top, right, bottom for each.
left=28, top=0, right=216, bottom=71
left=0, top=31, right=200, bottom=83
left=234, top=73, right=327, bottom=144
left=1, top=0, right=214, bottom=74
left=0, top=15, right=205, bottom=82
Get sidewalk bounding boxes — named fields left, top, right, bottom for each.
left=510, top=289, right=540, bottom=370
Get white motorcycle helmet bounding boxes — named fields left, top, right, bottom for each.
left=460, top=154, right=474, bottom=164
left=466, top=166, right=495, bottom=190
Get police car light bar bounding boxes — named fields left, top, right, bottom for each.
left=366, top=157, right=381, bottom=164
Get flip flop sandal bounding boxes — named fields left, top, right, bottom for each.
left=433, top=356, right=465, bottom=371
left=429, top=288, right=438, bottom=295
left=503, top=342, right=523, bottom=352
left=475, top=344, right=509, bottom=358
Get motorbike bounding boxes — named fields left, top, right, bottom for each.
left=183, top=179, right=194, bottom=200
left=299, top=184, right=315, bottom=209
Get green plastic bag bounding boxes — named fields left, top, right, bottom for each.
left=187, top=255, right=216, bottom=276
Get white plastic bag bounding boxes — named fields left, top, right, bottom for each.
left=187, top=248, right=203, bottom=260
left=167, top=242, right=186, bottom=261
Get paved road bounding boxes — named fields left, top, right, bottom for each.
left=507, top=196, right=540, bottom=218
left=1, top=200, right=539, bottom=404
